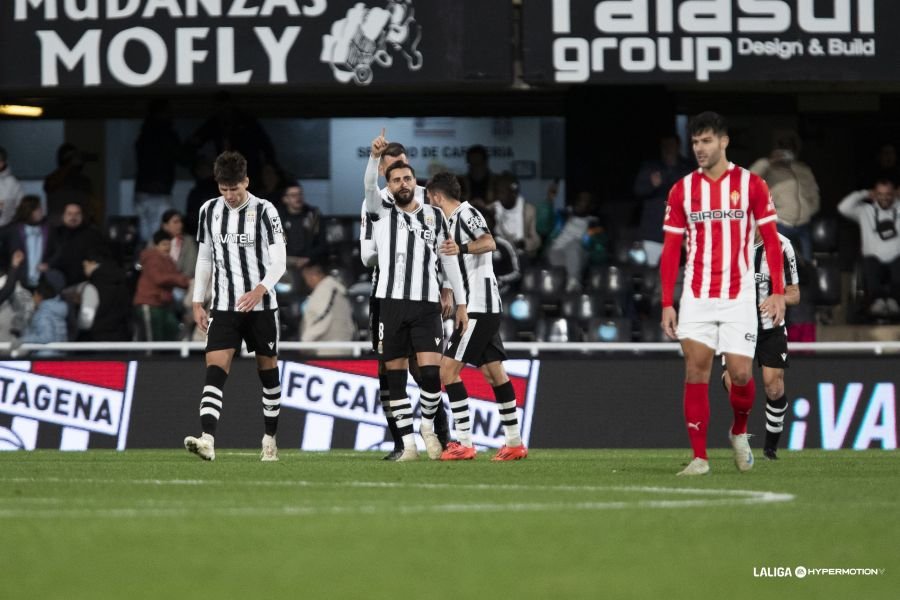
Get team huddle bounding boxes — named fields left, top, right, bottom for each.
left=180, top=112, right=796, bottom=474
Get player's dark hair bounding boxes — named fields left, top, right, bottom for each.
left=384, top=161, right=415, bottom=182
left=426, top=172, right=461, bottom=201
left=214, top=151, right=248, bottom=185
left=383, top=142, right=407, bottom=159
left=689, top=112, right=728, bottom=137
left=153, top=229, right=173, bottom=245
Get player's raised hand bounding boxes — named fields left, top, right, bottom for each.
left=371, top=128, right=388, bottom=158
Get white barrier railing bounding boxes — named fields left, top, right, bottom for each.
left=2, top=340, right=900, bottom=358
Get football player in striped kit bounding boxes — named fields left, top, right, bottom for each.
left=359, top=141, right=451, bottom=460
left=425, top=172, right=528, bottom=461
left=184, top=151, right=286, bottom=462
left=660, top=112, right=786, bottom=476
left=723, top=230, right=800, bottom=460
left=364, top=130, right=468, bottom=461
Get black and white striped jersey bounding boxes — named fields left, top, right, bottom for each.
left=359, top=186, right=427, bottom=299
left=447, top=202, right=502, bottom=314
left=364, top=156, right=465, bottom=304
left=753, top=233, right=799, bottom=330
left=196, top=194, right=285, bottom=311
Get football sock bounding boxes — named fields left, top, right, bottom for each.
left=258, top=367, right=281, bottom=436
left=379, top=370, right=402, bottom=451
left=199, top=365, right=227, bottom=436
left=684, top=382, right=709, bottom=460
left=493, top=381, right=522, bottom=447
left=729, top=379, right=756, bottom=435
left=417, top=366, right=442, bottom=426
left=765, top=394, right=789, bottom=449
left=445, top=381, right=473, bottom=447
left=386, top=369, right=415, bottom=448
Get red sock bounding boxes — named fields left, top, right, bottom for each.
left=729, top=379, right=756, bottom=435
left=684, top=382, right=709, bottom=460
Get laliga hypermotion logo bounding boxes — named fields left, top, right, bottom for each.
left=0, top=361, right=137, bottom=451
left=320, top=0, right=423, bottom=85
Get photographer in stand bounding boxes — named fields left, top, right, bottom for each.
left=839, top=179, right=900, bottom=318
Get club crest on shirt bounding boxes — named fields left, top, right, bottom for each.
left=246, top=210, right=256, bottom=224
left=730, top=190, right=741, bottom=207
left=425, top=214, right=435, bottom=228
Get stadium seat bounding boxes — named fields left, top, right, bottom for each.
left=350, top=294, right=371, bottom=339
left=498, top=316, right=520, bottom=343
left=505, top=293, right=540, bottom=332
left=586, top=317, right=631, bottom=342
left=324, top=217, right=354, bottom=245
left=638, top=317, right=665, bottom=343
left=560, top=293, right=600, bottom=325
left=328, top=266, right=354, bottom=288
left=535, top=317, right=583, bottom=342
left=521, top=266, right=566, bottom=299
left=814, top=258, right=841, bottom=306
left=811, top=214, right=839, bottom=255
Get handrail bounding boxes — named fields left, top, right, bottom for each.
left=2, top=340, right=900, bottom=358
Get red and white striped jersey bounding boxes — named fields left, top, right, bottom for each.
left=663, top=163, right=777, bottom=301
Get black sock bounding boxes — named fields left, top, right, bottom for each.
left=200, top=365, right=228, bottom=436
left=379, top=370, right=402, bottom=451
left=258, top=367, right=281, bottom=436
left=445, top=381, right=472, bottom=445
left=765, top=394, right=789, bottom=449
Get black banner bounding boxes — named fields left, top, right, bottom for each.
left=1, top=355, right=896, bottom=451
left=0, top=0, right=511, bottom=92
left=522, top=0, right=900, bottom=83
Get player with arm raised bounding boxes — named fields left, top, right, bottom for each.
left=364, top=130, right=467, bottom=461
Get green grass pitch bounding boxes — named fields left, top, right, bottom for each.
left=1, top=449, right=896, bottom=600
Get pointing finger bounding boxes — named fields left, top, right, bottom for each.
left=380, top=127, right=385, bottom=139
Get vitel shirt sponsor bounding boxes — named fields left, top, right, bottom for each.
left=279, top=359, right=539, bottom=451
left=0, top=361, right=137, bottom=451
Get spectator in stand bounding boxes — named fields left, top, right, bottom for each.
left=750, top=132, right=820, bottom=264
left=134, top=229, right=191, bottom=341
left=45, top=202, right=107, bottom=289
left=161, top=209, right=197, bottom=279
left=482, top=206, right=520, bottom=295
left=460, top=145, right=496, bottom=208
left=547, top=191, right=605, bottom=293
left=134, top=99, right=185, bottom=244
left=838, top=179, right=900, bottom=317
left=78, top=248, right=132, bottom=341
left=279, top=181, right=326, bottom=271
left=0, top=250, right=33, bottom=342
left=43, top=143, right=95, bottom=226
left=186, top=92, right=276, bottom=196
left=21, top=272, right=69, bottom=354
left=257, top=161, right=291, bottom=207
left=0, top=145, right=25, bottom=228
left=299, top=260, right=356, bottom=356
left=183, top=156, right=220, bottom=238
left=491, top=172, right=540, bottom=263
left=0, top=195, right=50, bottom=290
left=858, top=142, right=900, bottom=190
left=633, top=134, right=694, bottom=267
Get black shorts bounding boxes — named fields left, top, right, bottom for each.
left=756, top=326, right=789, bottom=369
left=206, top=309, right=279, bottom=356
left=444, top=313, right=507, bottom=367
left=376, top=299, right=443, bottom=361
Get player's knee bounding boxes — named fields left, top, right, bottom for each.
left=730, top=370, right=753, bottom=386
left=439, top=362, right=456, bottom=386
left=419, top=365, right=441, bottom=394
left=764, top=377, right=784, bottom=399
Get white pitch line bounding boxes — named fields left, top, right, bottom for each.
left=0, top=477, right=794, bottom=519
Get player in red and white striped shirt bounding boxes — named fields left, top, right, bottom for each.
left=659, top=112, right=786, bottom=476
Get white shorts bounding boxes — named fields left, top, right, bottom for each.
left=676, top=295, right=758, bottom=357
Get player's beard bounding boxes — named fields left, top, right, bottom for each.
left=393, top=187, right=415, bottom=206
